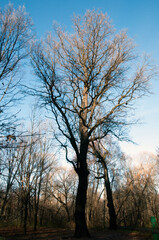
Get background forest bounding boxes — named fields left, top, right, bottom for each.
left=1, top=124, right=159, bottom=233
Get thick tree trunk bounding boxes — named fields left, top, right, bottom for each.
left=74, top=125, right=90, bottom=238
left=74, top=169, right=90, bottom=238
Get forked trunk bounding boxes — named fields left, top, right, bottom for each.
left=74, top=167, right=90, bottom=238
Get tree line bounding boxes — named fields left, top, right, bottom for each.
left=0, top=128, right=159, bottom=233
left=0, top=4, right=157, bottom=238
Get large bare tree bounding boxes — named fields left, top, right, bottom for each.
left=31, top=10, right=154, bottom=237
left=0, top=4, right=33, bottom=137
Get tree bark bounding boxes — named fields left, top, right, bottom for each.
left=74, top=168, right=90, bottom=238
left=104, top=167, right=117, bottom=230
left=0, top=193, right=8, bottom=217
left=74, top=141, right=90, bottom=238
left=24, top=198, right=28, bottom=234
left=0, top=178, right=12, bottom=217
left=34, top=210, right=38, bottom=231
left=34, top=178, right=42, bottom=231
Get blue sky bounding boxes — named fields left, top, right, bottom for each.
left=1, top=0, right=159, bottom=155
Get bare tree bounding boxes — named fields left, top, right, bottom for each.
left=31, top=10, right=154, bottom=237
left=33, top=135, right=54, bottom=231
left=115, top=153, right=158, bottom=228
left=50, top=169, right=77, bottom=223
left=0, top=4, right=33, bottom=136
left=0, top=137, right=18, bottom=217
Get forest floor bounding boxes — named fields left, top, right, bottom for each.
left=0, top=227, right=154, bottom=240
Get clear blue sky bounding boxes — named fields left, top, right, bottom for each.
left=1, top=0, right=159, bottom=155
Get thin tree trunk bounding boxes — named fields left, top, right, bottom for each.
left=1, top=194, right=8, bottom=217
left=23, top=191, right=30, bottom=234
left=104, top=167, right=117, bottom=230
left=24, top=199, right=28, bottom=235
left=40, top=209, right=44, bottom=226
left=34, top=211, right=38, bottom=231
left=0, top=181, right=11, bottom=217
left=34, top=179, right=41, bottom=231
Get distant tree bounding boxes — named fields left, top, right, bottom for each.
left=115, top=153, right=158, bottom=228
left=0, top=4, right=33, bottom=137
left=15, top=114, right=54, bottom=234
left=33, top=135, right=53, bottom=231
left=50, top=169, right=77, bottom=223
left=0, top=137, right=19, bottom=217
left=31, top=10, right=154, bottom=237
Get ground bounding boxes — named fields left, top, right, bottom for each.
left=0, top=228, right=153, bottom=240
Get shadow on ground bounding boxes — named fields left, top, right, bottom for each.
left=0, top=228, right=153, bottom=240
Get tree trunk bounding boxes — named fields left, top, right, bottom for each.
left=24, top=200, right=28, bottom=234
left=104, top=167, right=117, bottom=230
left=40, top=209, right=44, bottom=226
left=93, top=144, right=117, bottom=230
left=23, top=192, right=29, bottom=234
left=74, top=169, right=90, bottom=238
left=0, top=182, right=11, bottom=217
left=34, top=210, right=38, bottom=231
left=34, top=180, right=41, bottom=231
left=0, top=194, right=8, bottom=217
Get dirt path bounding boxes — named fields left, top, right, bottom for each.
left=0, top=228, right=153, bottom=240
